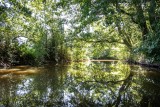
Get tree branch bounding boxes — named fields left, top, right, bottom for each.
left=80, top=39, right=124, bottom=44
left=119, top=9, right=138, bottom=24
left=81, top=79, right=125, bottom=85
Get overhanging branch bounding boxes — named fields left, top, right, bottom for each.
left=80, top=39, right=124, bottom=44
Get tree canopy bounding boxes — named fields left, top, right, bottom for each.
left=0, top=0, right=160, bottom=66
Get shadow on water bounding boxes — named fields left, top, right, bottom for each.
left=0, top=61, right=160, bottom=106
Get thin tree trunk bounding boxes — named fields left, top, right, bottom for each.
left=134, top=1, right=149, bottom=40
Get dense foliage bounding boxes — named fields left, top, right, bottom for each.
left=0, top=0, right=160, bottom=66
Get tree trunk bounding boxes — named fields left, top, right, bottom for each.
left=148, top=0, right=157, bottom=31
left=136, top=3, right=148, bottom=40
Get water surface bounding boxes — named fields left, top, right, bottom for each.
left=0, top=61, right=160, bottom=107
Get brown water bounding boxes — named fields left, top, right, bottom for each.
left=0, top=61, right=160, bottom=107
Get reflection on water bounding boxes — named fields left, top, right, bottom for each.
left=0, top=61, right=160, bottom=106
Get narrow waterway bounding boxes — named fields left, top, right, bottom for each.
left=0, top=61, right=160, bottom=106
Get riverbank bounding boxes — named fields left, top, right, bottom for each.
left=1, top=59, right=160, bottom=69
left=126, top=60, right=160, bottom=69
left=0, top=61, right=11, bottom=69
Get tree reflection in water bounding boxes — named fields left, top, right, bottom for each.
left=0, top=61, right=160, bottom=106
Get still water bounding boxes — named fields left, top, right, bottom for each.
left=0, top=61, right=160, bottom=107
